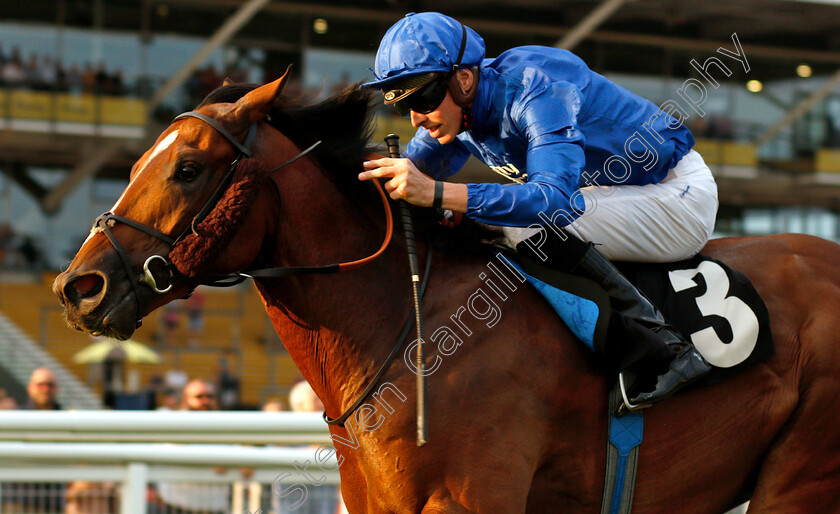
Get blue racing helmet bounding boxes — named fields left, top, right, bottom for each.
left=361, top=12, right=486, bottom=92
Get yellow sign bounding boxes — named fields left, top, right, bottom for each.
left=1, top=89, right=148, bottom=129
left=9, top=90, right=52, bottom=120
left=101, top=96, right=146, bottom=126
left=56, top=94, right=96, bottom=123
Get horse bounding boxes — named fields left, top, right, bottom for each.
left=53, top=73, right=840, bottom=513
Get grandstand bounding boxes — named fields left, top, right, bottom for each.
left=1, top=1, right=839, bottom=512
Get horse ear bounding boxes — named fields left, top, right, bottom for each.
left=232, top=65, right=292, bottom=123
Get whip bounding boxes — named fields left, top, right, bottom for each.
left=385, top=134, right=427, bottom=447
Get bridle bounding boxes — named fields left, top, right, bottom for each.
left=91, top=108, right=432, bottom=440
left=89, top=110, right=393, bottom=328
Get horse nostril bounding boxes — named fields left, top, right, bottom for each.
left=65, top=273, right=104, bottom=303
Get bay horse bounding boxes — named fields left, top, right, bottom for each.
left=53, top=74, right=840, bottom=513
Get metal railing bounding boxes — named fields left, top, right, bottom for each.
left=0, top=411, right=340, bottom=514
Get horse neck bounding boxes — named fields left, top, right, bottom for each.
left=253, top=139, right=411, bottom=416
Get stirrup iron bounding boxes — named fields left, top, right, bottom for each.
left=617, top=371, right=652, bottom=414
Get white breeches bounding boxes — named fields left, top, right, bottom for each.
left=504, top=150, right=719, bottom=262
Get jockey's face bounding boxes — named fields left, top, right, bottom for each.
left=410, top=90, right=462, bottom=145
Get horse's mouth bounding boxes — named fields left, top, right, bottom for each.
left=64, top=292, right=139, bottom=341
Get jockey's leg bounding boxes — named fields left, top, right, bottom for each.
left=516, top=229, right=711, bottom=411
left=516, top=150, right=718, bottom=411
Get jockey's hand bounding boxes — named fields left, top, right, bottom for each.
left=359, top=156, right=435, bottom=207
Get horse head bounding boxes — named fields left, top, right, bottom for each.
left=53, top=74, right=296, bottom=340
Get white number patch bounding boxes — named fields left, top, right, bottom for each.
left=668, top=261, right=759, bottom=368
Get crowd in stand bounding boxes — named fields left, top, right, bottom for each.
left=0, top=43, right=127, bottom=95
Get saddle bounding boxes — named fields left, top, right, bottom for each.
left=504, top=249, right=775, bottom=386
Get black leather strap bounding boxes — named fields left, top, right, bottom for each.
left=432, top=181, right=444, bottom=210
left=174, top=111, right=256, bottom=157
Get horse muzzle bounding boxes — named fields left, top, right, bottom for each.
left=53, top=268, right=139, bottom=340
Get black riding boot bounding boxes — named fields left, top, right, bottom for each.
left=572, top=243, right=711, bottom=411
left=516, top=229, right=711, bottom=411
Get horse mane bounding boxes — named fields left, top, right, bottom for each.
left=197, top=82, right=377, bottom=198
left=185, top=80, right=498, bottom=271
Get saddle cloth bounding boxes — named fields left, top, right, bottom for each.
left=507, top=252, right=775, bottom=381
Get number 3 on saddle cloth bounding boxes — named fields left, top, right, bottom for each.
left=505, top=250, right=775, bottom=388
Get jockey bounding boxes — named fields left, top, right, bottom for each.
left=358, top=12, right=716, bottom=411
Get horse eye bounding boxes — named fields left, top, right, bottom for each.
left=175, top=163, right=201, bottom=182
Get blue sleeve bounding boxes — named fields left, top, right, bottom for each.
left=404, top=127, right=471, bottom=179
left=466, top=82, right=587, bottom=227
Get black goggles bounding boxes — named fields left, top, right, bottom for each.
left=392, top=76, right=450, bottom=117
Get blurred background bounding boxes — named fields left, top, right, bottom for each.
left=0, top=0, right=838, bottom=512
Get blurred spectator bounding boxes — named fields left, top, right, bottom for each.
left=271, top=380, right=337, bottom=514
left=1, top=47, right=25, bottom=88
left=160, top=303, right=180, bottom=344
left=63, top=64, right=84, bottom=94
left=153, top=379, right=252, bottom=513
left=288, top=380, right=324, bottom=413
left=93, top=63, right=109, bottom=94
left=81, top=64, right=96, bottom=94
left=0, top=388, right=18, bottom=409
left=23, top=55, right=41, bottom=88
left=179, top=378, right=218, bottom=411
left=186, top=65, right=223, bottom=107
left=186, top=290, right=205, bottom=346
left=107, top=70, right=125, bottom=95
left=101, top=349, right=125, bottom=409
left=262, top=398, right=287, bottom=412
left=154, top=380, right=227, bottom=513
left=1, top=368, right=65, bottom=512
left=147, top=372, right=165, bottom=395
left=23, top=367, right=61, bottom=410
left=156, top=388, right=180, bottom=411
left=39, top=56, right=56, bottom=90
left=65, top=481, right=118, bottom=514
left=216, top=354, right=240, bottom=410
left=164, top=366, right=188, bottom=392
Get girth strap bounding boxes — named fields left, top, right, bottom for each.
left=601, top=385, right=644, bottom=514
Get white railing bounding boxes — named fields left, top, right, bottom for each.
left=0, top=411, right=340, bottom=514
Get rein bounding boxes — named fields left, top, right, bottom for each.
left=323, top=243, right=433, bottom=427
